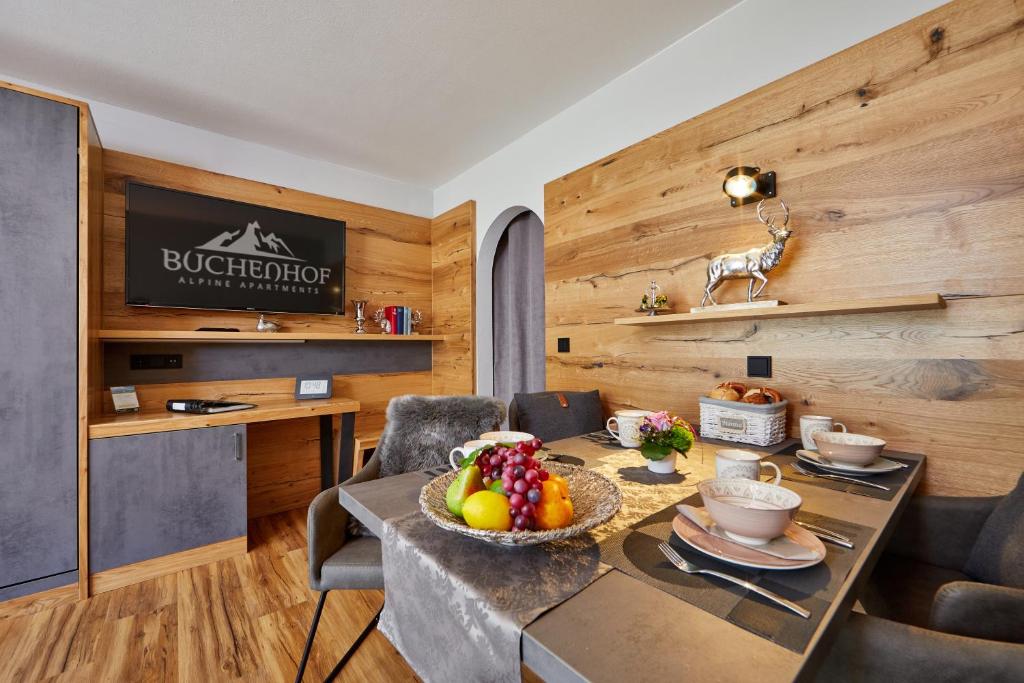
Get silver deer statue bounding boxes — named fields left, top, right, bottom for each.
left=700, top=199, right=792, bottom=307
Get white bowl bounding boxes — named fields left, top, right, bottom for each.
left=698, top=478, right=802, bottom=545
left=813, top=431, right=885, bottom=466
left=480, top=431, right=534, bottom=444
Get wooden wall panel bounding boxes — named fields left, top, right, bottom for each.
left=544, top=0, right=1024, bottom=497
left=101, top=151, right=432, bottom=332
left=431, top=201, right=476, bottom=394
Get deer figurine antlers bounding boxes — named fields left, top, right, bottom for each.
left=700, top=199, right=792, bottom=307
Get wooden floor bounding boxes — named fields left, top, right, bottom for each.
left=0, top=509, right=419, bottom=682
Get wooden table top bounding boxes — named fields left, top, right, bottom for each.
left=339, top=435, right=924, bottom=683
left=89, top=396, right=360, bottom=438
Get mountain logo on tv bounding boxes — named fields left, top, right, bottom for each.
left=197, top=221, right=304, bottom=262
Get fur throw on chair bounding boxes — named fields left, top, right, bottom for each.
left=375, top=395, right=506, bottom=478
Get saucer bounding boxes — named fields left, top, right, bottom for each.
left=672, top=513, right=825, bottom=571
left=796, top=450, right=903, bottom=475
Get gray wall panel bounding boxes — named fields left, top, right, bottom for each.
left=0, top=89, right=79, bottom=589
left=89, top=426, right=247, bottom=572
left=104, top=339, right=431, bottom=385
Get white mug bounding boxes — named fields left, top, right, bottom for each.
left=449, top=439, right=496, bottom=470
left=800, top=415, right=847, bottom=451
left=715, top=449, right=782, bottom=485
left=606, top=409, right=653, bottom=448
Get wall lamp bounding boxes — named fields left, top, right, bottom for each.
left=722, top=166, right=776, bottom=207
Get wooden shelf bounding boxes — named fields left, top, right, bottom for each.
left=97, top=329, right=448, bottom=342
left=613, top=293, right=946, bottom=326
left=89, top=396, right=360, bottom=439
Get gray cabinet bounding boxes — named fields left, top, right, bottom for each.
left=0, top=88, right=79, bottom=596
left=89, top=426, right=247, bottom=572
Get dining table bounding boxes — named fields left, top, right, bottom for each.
left=339, top=432, right=924, bottom=682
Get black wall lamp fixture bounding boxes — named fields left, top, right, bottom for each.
left=722, top=166, right=776, bottom=207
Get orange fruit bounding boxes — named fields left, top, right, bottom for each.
left=535, top=480, right=574, bottom=530
left=462, top=491, right=513, bottom=531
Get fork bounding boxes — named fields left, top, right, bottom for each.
left=657, top=543, right=810, bottom=619
left=792, top=463, right=890, bottom=491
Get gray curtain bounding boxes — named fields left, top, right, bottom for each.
left=492, top=211, right=545, bottom=415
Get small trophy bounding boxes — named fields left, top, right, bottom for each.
left=352, top=299, right=368, bottom=334
left=636, top=280, right=670, bottom=316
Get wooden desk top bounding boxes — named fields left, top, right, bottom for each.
left=89, top=396, right=360, bottom=439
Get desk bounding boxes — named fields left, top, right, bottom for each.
left=340, top=435, right=924, bottom=682
left=90, top=396, right=361, bottom=490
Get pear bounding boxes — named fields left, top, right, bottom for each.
left=446, top=464, right=485, bottom=518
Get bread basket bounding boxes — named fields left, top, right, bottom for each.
left=699, top=396, right=788, bottom=446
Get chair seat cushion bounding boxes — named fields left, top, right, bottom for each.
left=965, top=473, right=1024, bottom=588
left=860, top=554, right=969, bottom=628
left=320, top=536, right=384, bottom=590
left=509, top=390, right=603, bottom=443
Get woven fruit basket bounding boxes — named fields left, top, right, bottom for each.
left=420, top=463, right=622, bottom=546
left=699, top=396, right=788, bottom=447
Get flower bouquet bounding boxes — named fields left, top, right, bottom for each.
left=638, top=411, right=696, bottom=474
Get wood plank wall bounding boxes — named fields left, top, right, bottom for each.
left=98, top=152, right=441, bottom=516
left=543, top=0, right=1024, bottom=497
left=101, top=150, right=433, bottom=332
left=431, top=200, right=476, bottom=394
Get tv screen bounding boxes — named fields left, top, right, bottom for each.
left=125, top=182, right=345, bottom=315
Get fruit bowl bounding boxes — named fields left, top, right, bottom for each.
left=420, top=463, right=622, bottom=546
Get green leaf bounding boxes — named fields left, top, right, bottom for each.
left=458, top=447, right=486, bottom=469
left=640, top=442, right=672, bottom=461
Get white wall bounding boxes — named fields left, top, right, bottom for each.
left=431, top=0, right=948, bottom=395
left=1, top=73, right=434, bottom=217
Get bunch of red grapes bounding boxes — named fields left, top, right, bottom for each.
left=475, top=438, right=548, bottom=530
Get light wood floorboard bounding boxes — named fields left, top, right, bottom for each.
left=0, top=509, right=419, bottom=682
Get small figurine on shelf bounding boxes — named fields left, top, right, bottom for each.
left=372, top=307, right=391, bottom=334
left=410, top=309, right=423, bottom=334
left=255, top=314, right=281, bottom=333
left=636, top=280, right=670, bottom=316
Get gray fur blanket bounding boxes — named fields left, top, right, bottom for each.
left=376, top=395, right=506, bottom=478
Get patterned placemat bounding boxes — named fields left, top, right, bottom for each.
left=766, top=444, right=919, bottom=501
left=599, top=493, right=874, bottom=653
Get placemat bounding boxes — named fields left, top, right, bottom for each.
left=599, top=493, right=874, bottom=653
left=379, top=511, right=610, bottom=683
left=766, top=445, right=919, bottom=501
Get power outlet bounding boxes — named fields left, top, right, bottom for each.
left=747, top=355, right=772, bottom=378
left=557, top=338, right=570, bottom=353
left=130, top=353, right=183, bottom=370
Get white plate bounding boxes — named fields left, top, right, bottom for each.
left=672, top=514, right=825, bottom=571
left=796, top=450, right=903, bottom=475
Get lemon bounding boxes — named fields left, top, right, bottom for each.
left=461, top=491, right=513, bottom=531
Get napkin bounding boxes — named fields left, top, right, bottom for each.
left=676, top=504, right=820, bottom=561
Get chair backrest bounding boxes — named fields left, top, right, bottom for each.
left=508, top=390, right=603, bottom=443
left=965, top=473, right=1024, bottom=587
left=375, top=395, right=506, bottom=478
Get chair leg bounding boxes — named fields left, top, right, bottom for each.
left=324, top=603, right=384, bottom=682
left=294, top=591, right=329, bottom=683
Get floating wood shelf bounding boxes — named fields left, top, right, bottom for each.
left=97, top=329, right=449, bottom=342
left=613, top=293, right=945, bottom=326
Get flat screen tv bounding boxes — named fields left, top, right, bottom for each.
left=125, top=182, right=345, bottom=315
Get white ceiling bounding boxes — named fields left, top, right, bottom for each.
left=0, top=1, right=739, bottom=187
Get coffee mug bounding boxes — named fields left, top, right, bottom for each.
left=479, top=430, right=534, bottom=444
left=715, top=449, right=782, bottom=485
left=800, top=415, right=847, bottom=451
left=449, top=439, right=497, bottom=470
left=606, top=409, right=653, bottom=448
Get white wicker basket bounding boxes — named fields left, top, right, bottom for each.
left=699, top=397, right=788, bottom=447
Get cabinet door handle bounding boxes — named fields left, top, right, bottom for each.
left=234, top=432, right=244, bottom=461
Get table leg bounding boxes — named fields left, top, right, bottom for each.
left=319, top=415, right=335, bottom=491
left=338, top=412, right=356, bottom=485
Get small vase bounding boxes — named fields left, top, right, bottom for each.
left=646, top=451, right=678, bottom=474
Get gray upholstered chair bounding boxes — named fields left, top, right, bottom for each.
left=295, top=395, right=506, bottom=682
left=815, top=473, right=1024, bottom=682
left=508, top=390, right=604, bottom=443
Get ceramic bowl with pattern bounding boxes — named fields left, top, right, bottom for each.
left=697, top=478, right=802, bottom=546
left=812, top=431, right=886, bottom=466
left=420, top=463, right=621, bottom=546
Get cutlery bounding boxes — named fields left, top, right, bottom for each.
left=792, top=462, right=890, bottom=491
left=657, top=542, right=810, bottom=619
left=794, top=521, right=854, bottom=548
